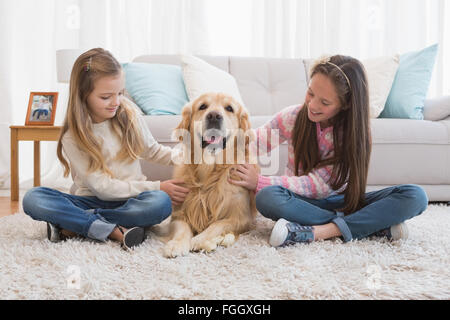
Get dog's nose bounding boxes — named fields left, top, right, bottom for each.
left=206, top=112, right=223, bottom=129
left=207, top=112, right=223, bottom=121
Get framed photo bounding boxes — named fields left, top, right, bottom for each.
left=25, top=92, right=58, bottom=126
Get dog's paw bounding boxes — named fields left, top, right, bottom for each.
left=220, top=233, right=235, bottom=247
left=163, top=239, right=190, bottom=258
left=191, top=233, right=236, bottom=252
left=191, top=235, right=219, bottom=253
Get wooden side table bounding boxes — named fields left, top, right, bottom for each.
left=10, top=126, right=62, bottom=201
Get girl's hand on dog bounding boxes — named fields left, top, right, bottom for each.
left=160, top=179, right=190, bottom=206
left=228, top=164, right=259, bottom=191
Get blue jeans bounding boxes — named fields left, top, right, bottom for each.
left=22, top=187, right=172, bottom=242
left=255, top=184, right=428, bottom=242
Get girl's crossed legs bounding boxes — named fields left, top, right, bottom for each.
left=22, top=187, right=172, bottom=242
left=255, top=184, right=428, bottom=243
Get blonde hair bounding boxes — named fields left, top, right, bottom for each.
left=57, top=48, right=145, bottom=178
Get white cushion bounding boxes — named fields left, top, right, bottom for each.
left=423, top=95, right=450, bottom=121
left=363, top=55, right=400, bottom=118
left=181, top=55, right=244, bottom=105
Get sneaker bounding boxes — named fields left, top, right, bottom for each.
left=47, top=222, right=62, bottom=243
left=118, top=226, right=147, bottom=250
left=371, top=222, right=409, bottom=241
left=269, top=218, right=315, bottom=247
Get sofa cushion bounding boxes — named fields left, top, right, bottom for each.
left=380, top=44, right=439, bottom=120
left=181, top=55, right=244, bottom=105
left=363, top=55, right=400, bottom=118
left=371, top=118, right=449, bottom=144
left=368, top=118, right=450, bottom=185
left=122, top=62, right=188, bottom=115
left=423, top=96, right=450, bottom=121
left=229, top=57, right=308, bottom=116
left=143, top=115, right=181, bottom=143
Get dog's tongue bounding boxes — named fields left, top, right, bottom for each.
left=206, top=136, right=223, bottom=144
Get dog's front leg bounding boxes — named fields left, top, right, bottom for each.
left=191, top=219, right=236, bottom=253
left=163, top=219, right=193, bottom=258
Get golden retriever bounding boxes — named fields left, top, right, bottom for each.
left=163, top=92, right=258, bottom=258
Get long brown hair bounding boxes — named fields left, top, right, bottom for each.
left=57, top=48, right=145, bottom=177
left=292, top=55, right=371, bottom=214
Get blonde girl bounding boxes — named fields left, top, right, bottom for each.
left=23, top=48, right=189, bottom=250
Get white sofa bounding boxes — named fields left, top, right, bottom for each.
left=132, top=55, right=450, bottom=202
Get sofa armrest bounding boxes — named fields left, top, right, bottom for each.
left=424, top=95, right=450, bottom=121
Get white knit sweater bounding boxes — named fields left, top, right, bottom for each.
left=62, top=114, right=176, bottom=201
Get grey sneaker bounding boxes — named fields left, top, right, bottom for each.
left=371, top=222, right=409, bottom=241
left=118, top=226, right=147, bottom=250
left=47, top=222, right=62, bottom=243
left=269, top=218, right=315, bottom=247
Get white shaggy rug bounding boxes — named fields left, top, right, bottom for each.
left=1, top=205, right=449, bottom=300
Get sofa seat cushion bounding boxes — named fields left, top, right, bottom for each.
left=143, top=115, right=181, bottom=143
left=368, top=118, right=450, bottom=185
left=371, top=118, right=450, bottom=144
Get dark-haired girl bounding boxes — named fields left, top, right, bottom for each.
left=229, top=55, right=428, bottom=246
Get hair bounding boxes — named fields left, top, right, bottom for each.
left=57, top=48, right=145, bottom=178
left=292, top=55, right=371, bottom=214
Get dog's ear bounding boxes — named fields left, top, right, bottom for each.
left=172, top=102, right=193, bottom=142
left=176, top=102, right=193, bottom=131
left=239, top=106, right=251, bottom=132
left=237, top=106, right=257, bottom=164
left=239, top=106, right=255, bottom=141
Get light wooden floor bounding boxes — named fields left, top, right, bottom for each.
left=0, top=197, right=22, bottom=218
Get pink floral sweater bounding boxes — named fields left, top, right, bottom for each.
left=253, top=104, right=346, bottom=199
